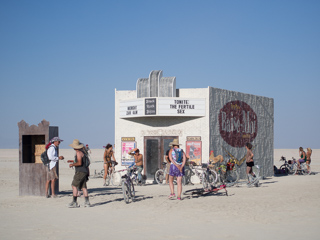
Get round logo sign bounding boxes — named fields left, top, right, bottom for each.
left=218, top=100, right=258, bottom=147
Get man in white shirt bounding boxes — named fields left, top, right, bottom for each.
left=45, top=137, right=64, bottom=198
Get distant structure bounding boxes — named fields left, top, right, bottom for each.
left=115, top=70, right=274, bottom=181
left=18, top=119, right=59, bottom=196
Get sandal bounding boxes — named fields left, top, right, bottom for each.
left=177, top=197, right=182, bottom=200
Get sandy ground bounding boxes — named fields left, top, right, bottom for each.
left=0, top=149, right=319, bottom=240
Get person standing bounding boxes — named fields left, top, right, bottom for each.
left=306, top=148, right=312, bottom=173
left=103, top=144, right=117, bottom=186
left=45, top=137, right=64, bottom=198
left=168, top=139, right=186, bottom=200
left=68, top=139, right=91, bottom=208
left=165, top=144, right=173, bottom=184
left=129, top=148, right=143, bottom=185
left=245, top=142, right=255, bottom=182
left=297, top=147, right=307, bottom=169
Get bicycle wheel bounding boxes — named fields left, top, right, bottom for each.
left=279, top=164, right=289, bottom=175
left=209, top=169, right=218, bottom=186
left=184, top=169, right=192, bottom=185
left=202, top=171, right=209, bottom=189
left=155, top=169, right=165, bottom=184
left=122, top=181, right=130, bottom=204
left=301, top=164, right=309, bottom=176
left=183, top=188, right=204, bottom=196
left=111, top=172, right=122, bottom=186
left=292, top=163, right=298, bottom=175
left=129, top=181, right=135, bottom=201
left=105, top=175, right=111, bottom=186
left=225, top=169, right=239, bottom=187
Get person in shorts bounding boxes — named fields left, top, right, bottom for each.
left=168, top=139, right=186, bottom=200
left=306, top=148, right=312, bottom=173
left=45, top=137, right=64, bottom=198
left=245, top=142, right=256, bottom=182
left=165, top=144, right=173, bottom=184
left=67, top=139, right=91, bottom=208
left=297, top=147, right=307, bottom=169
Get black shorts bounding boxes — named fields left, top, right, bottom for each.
left=246, top=162, right=254, bottom=167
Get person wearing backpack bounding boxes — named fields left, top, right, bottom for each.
left=168, top=139, right=186, bottom=200
left=67, top=139, right=91, bottom=208
left=45, top=137, right=64, bottom=198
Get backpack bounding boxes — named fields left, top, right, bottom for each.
left=173, top=148, right=183, bottom=164
left=83, top=152, right=91, bottom=168
left=40, top=146, right=53, bottom=166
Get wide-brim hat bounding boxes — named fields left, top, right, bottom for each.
left=51, top=137, right=63, bottom=142
left=69, top=139, right=84, bottom=149
left=170, top=139, right=181, bottom=146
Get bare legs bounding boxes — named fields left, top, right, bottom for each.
left=169, top=175, right=182, bottom=198
left=45, top=178, right=57, bottom=197
left=103, top=163, right=109, bottom=185
left=72, top=185, right=88, bottom=198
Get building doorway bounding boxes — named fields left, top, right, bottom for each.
left=144, top=136, right=178, bottom=180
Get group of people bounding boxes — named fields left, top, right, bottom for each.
left=297, top=147, right=312, bottom=172
left=44, top=136, right=313, bottom=207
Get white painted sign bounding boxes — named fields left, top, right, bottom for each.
left=158, top=98, right=205, bottom=116
left=119, top=99, right=144, bottom=118
left=120, top=98, right=206, bottom=118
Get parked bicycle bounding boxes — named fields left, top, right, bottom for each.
left=279, top=156, right=295, bottom=175
left=183, top=161, right=205, bottom=185
left=201, top=161, right=218, bottom=189
left=291, top=157, right=311, bottom=175
left=121, top=163, right=136, bottom=204
left=103, top=161, right=121, bottom=186
left=210, top=159, right=240, bottom=187
left=155, top=162, right=186, bottom=185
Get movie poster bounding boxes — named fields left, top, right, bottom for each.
left=121, top=141, right=136, bottom=166
left=185, top=140, right=202, bottom=165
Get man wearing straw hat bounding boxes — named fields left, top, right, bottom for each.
left=67, top=139, right=91, bottom=208
left=45, top=137, right=64, bottom=198
left=168, top=139, right=186, bottom=200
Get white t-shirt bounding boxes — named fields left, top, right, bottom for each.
left=47, top=144, right=59, bottom=170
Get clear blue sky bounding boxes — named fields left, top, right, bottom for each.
left=0, top=0, right=319, bottom=149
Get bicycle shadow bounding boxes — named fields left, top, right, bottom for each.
left=90, top=195, right=153, bottom=207
left=183, top=191, right=228, bottom=199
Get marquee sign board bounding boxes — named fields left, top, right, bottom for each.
left=120, top=98, right=206, bottom=118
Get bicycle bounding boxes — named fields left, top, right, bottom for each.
left=121, top=164, right=136, bottom=204
left=291, top=158, right=311, bottom=175
left=201, top=161, right=218, bottom=189
left=155, top=162, right=186, bottom=185
left=103, top=161, right=121, bottom=186
left=246, top=165, right=261, bottom=187
left=183, top=161, right=205, bottom=185
left=211, top=160, right=240, bottom=187
left=279, top=156, right=295, bottom=175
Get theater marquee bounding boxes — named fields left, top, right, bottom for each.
left=119, top=98, right=206, bottom=118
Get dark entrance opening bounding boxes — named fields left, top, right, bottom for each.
left=144, top=136, right=178, bottom=181
left=22, top=135, right=45, bottom=163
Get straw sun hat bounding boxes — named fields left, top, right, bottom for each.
left=170, top=139, right=181, bottom=147
left=69, top=139, right=84, bottom=149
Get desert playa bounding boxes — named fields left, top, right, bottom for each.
left=1, top=149, right=319, bottom=240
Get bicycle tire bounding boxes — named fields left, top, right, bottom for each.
left=292, top=163, right=298, bottom=175
left=225, top=169, right=239, bottom=187
left=183, top=188, right=204, bottom=196
left=279, top=164, right=289, bottom=175
left=155, top=169, right=165, bottom=184
left=184, top=169, right=192, bottom=185
left=129, top=181, right=135, bottom=201
left=105, top=175, right=111, bottom=186
left=111, top=172, right=122, bottom=186
left=301, top=163, right=309, bottom=176
left=209, top=169, right=218, bottom=186
left=202, top=172, right=209, bottom=189
left=122, top=181, right=130, bottom=204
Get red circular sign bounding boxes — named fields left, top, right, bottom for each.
left=218, top=100, right=258, bottom=147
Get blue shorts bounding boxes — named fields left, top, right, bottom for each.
left=169, top=164, right=185, bottom=177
